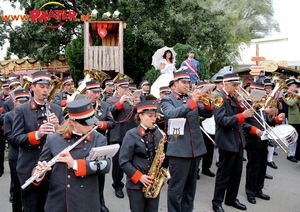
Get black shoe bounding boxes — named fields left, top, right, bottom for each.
left=101, top=204, right=109, bottom=212
left=243, top=157, right=247, bottom=161
left=265, top=173, right=273, bottom=180
left=216, top=161, right=221, bottom=168
left=247, top=196, right=256, bottom=204
left=212, top=203, right=225, bottom=212
left=256, top=192, right=270, bottom=200
left=267, top=161, right=278, bottom=169
left=287, top=156, right=298, bottom=163
left=225, top=199, right=247, bottom=210
left=202, top=169, right=215, bottom=177
left=273, top=151, right=278, bottom=156
left=115, top=189, right=124, bottom=199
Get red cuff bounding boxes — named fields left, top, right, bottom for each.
left=74, top=159, right=86, bottom=177
left=236, top=113, right=245, bottom=124
left=28, top=131, right=40, bottom=145
left=274, top=116, right=281, bottom=124
left=99, top=121, right=108, bottom=130
left=187, top=99, right=197, bottom=110
left=250, top=126, right=258, bottom=134
left=60, top=100, right=67, bottom=107
left=238, top=104, right=246, bottom=112
left=116, top=101, right=124, bottom=110
left=0, top=107, right=2, bottom=114
left=131, top=170, right=143, bottom=184
left=204, top=103, right=213, bottom=110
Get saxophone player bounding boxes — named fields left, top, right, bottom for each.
left=160, top=70, right=213, bottom=212
left=119, top=100, right=165, bottom=212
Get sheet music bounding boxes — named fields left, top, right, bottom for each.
left=248, top=89, right=266, bottom=102
left=167, top=118, right=186, bottom=135
left=198, top=84, right=216, bottom=94
left=133, top=90, right=142, bottom=97
left=86, top=144, right=120, bottom=161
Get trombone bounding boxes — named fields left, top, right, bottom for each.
left=235, top=87, right=290, bottom=153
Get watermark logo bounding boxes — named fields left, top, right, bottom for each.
left=1, top=1, right=91, bottom=28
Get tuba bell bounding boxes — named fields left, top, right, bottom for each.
left=48, top=75, right=62, bottom=102
left=21, top=76, right=33, bottom=90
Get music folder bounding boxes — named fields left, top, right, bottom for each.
left=86, top=144, right=120, bottom=161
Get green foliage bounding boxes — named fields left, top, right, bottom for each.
left=143, top=67, right=161, bottom=85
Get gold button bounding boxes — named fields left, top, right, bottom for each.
left=81, top=176, right=84, bottom=178
left=67, top=167, right=71, bottom=169
left=81, top=185, right=84, bottom=188
left=68, top=175, right=71, bottom=179
left=38, top=146, right=41, bottom=149
left=68, top=140, right=71, bottom=143
left=84, top=141, right=87, bottom=143
left=84, top=148, right=87, bottom=151
left=67, top=184, right=70, bottom=188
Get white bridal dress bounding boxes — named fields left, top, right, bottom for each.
left=150, top=59, right=175, bottom=98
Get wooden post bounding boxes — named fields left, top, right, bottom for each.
left=255, top=43, right=259, bottom=66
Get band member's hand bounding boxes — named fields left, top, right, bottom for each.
left=133, top=95, right=140, bottom=105
left=278, top=113, right=285, bottom=121
left=159, top=153, right=165, bottom=163
left=256, top=129, right=263, bottom=137
left=236, top=95, right=243, bottom=103
left=191, top=89, right=200, bottom=103
left=34, top=161, right=51, bottom=179
left=139, top=174, right=153, bottom=187
left=57, top=150, right=74, bottom=168
left=242, top=109, right=254, bottom=118
left=265, top=106, right=278, bottom=116
left=37, top=123, right=55, bottom=138
left=49, top=113, right=59, bottom=130
left=96, top=121, right=103, bottom=128
left=120, top=95, right=129, bottom=104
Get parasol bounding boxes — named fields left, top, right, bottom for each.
left=151, top=46, right=177, bottom=70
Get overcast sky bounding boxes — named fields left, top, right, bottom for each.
left=0, top=0, right=299, bottom=63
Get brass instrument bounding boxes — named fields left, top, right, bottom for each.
left=125, top=91, right=135, bottom=105
left=235, top=89, right=290, bottom=153
left=48, top=75, right=62, bottom=102
left=21, top=125, right=99, bottom=190
left=186, top=88, right=224, bottom=108
left=142, top=124, right=168, bottom=198
left=21, top=76, right=32, bottom=90
left=283, top=91, right=300, bottom=100
left=265, top=80, right=287, bottom=108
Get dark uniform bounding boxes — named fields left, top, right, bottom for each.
left=119, top=125, right=163, bottom=212
left=212, top=88, right=247, bottom=210
left=0, top=91, right=8, bottom=176
left=161, top=89, right=213, bottom=212
left=52, top=90, right=72, bottom=107
left=106, top=80, right=138, bottom=196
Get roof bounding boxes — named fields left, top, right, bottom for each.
left=235, top=65, right=300, bottom=76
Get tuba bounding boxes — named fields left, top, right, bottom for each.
left=21, top=76, right=32, bottom=90
left=48, top=75, right=62, bottom=102
left=142, top=124, right=168, bottom=198
left=265, top=77, right=287, bottom=108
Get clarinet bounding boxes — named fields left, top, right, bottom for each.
left=44, top=96, right=51, bottom=123
left=21, top=125, right=98, bottom=190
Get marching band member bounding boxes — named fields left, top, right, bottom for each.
left=4, top=89, right=30, bottom=212
left=282, top=78, right=300, bottom=162
left=242, top=82, right=285, bottom=204
left=161, top=70, right=213, bottom=212
left=2, top=78, right=22, bottom=114
left=103, top=79, right=115, bottom=101
left=11, top=71, right=64, bottom=212
left=140, top=80, right=150, bottom=101
left=106, top=79, right=140, bottom=199
left=119, top=100, right=165, bottom=212
left=0, top=80, right=9, bottom=177
left=212, top=73, right=254, bottom=212
left=264, top=78, right=279, bottom=169
left=52, top=76, right=75, bottom=107
left=211, top=76, right=224, bottom=168
left=168, top=80, right=175, bottom=91
left=129, top=84, right=137, bottom=93
left=85, top=80, right=116, bottom=212
left=33, top=99, right=111, bottom=212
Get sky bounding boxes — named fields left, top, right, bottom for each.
left=0, top=0, right=300, bottom=64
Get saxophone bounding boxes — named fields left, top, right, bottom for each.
left=142, top=124, right=168, bottom=198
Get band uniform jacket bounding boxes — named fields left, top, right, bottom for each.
left=52, top=90, right=72, bottom=107
left=2, top=97, right=14, bottom=114
left=38, top=131, right=110, bottom=212
left=0, top=93, right=8, bottom=133
left=103, top=91, right=113, bottom=102
left=160, top=92, right=213, bottom=157
left=93, top=100, right=116, bottom=135
left=106, top=94, right=137, bottom=143
left=213, top=90, right=247, bottom=152
left=119, top=125, right=163, bottom=190
left=11, top=99, right=64, bottom=177
left=4, top=110, right=19, bottom=160
left=242, top=110, right=281, bottom=149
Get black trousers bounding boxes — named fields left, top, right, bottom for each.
left=168, top=156, right=200, bottom=212
left=245, top=147, right=268, bottom=197
left=202, top=133, right=215, bottom=170
left=0, top=134, right=5, bottom=173
left=18, top=173, right=48, bottom=212
left=212, top=145, right=243, bottom=204
left=10, top=159, right=23, bottom=212
left=98, top=174, right=106, bottom=205
left=127, top=189, right=159, bottom=212
left=112, top=148, right=124, bottom=190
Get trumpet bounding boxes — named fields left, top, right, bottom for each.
left=283, top=91, right=300, bottom=100
left=235, top=89, right=290, bottom=153
left=186, top=88, right=224, bottom=108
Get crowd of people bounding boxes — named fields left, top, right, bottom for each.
left=0, top=47, right=299, bottom=212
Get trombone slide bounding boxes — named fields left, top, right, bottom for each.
left=200, top=125, right=216, bottom=146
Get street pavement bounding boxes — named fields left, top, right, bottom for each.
left=0, top=150, right=299, bottom=212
